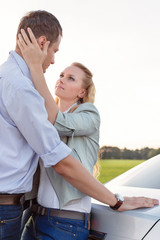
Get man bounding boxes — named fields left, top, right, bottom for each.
left=0, top=10, right=158, bottom=240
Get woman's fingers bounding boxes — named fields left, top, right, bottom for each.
left=27, top=28, right=38, bottom=45
left=43, top=41, right=50, bottom=55
left=20, top=28, right=39, bottom=49
left=19, top=28, right=49, bottom=54
left=17, top=33, right=26, bottom=50
left=20, top=29, right=32, bottom=46
left=17, top=28, right=49, bottom=66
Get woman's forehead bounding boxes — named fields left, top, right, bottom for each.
left=63, top=66, right=84, bottom=77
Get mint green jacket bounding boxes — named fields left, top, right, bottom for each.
left=46, top=102, right=100, bottom=208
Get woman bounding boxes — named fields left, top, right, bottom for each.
left=20, top=50, right=100, bottom=240
left=18, top=29, right=158, bottom=240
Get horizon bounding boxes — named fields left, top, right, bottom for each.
left=99, top=144, right=159, bottom=151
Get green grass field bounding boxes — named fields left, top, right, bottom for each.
left=97, top=159, right=144, bottom=184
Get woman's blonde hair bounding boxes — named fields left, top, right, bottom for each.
left=71, top=62, right=95, bottom=104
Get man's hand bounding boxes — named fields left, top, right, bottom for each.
left=117, top=196, right=159, bottom=212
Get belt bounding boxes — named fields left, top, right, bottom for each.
left=31, top=204, right=90, bottom=221
left=0, top=194, right=24, bottom=205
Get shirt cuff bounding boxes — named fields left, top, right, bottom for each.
left=40, top=141, right=72, bottom=168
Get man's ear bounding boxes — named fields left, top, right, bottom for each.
left=37, top=36, right=47, bottom=49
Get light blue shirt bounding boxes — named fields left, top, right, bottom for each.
left=0, top=51, right=71, bottom=194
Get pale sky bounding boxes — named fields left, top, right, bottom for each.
left=1, top=0, right=160, bottom=149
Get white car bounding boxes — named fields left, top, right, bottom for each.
left=90, top=154, right=160, bottom=240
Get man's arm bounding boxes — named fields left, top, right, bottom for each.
left=3, top=81, right=71, bottom=168
left=54, top=155, right=116, bottom=206
left=54, top=155, right=159, bottom=211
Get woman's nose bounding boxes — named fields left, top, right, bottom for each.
left=60, top=77, right=64, bottom=83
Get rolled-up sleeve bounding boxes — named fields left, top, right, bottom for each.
left=3, top=80, right=71, bottom=167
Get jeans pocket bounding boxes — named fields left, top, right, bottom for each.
left=53, top=219, right=89, bottom=239
left=1, top=212, right=22, bottom=240
left=48, top=217, right=76, bottom=235
left=4, top=212, right=22, bottom=223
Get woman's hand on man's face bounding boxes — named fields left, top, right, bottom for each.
left=17, top=27, right=50, bottom=68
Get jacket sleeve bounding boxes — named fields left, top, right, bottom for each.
left=54, top=103, right=100, bottom=137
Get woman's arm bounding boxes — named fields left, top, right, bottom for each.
left=54, top=103, right=100, bottom=136
left=18, top=29, right=100, bottom=136
left=17, top=28, right=58, bottom=124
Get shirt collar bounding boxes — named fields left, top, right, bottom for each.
left=9, top=50, right=32, bottom=80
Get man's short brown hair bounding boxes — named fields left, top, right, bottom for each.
left=17, top=10, right=62, bottom=45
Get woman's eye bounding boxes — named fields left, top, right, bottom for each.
left=69, top=77, right=75, bottom=81
left=60, top=73, right=64, bottom=78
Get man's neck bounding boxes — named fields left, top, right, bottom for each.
left=15, top=47, right=23, bottom=59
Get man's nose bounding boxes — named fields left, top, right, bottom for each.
left=51, top=56, right=55, bottom=65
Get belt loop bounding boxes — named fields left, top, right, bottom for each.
left=20, top=195, right=25, bottom=210
left=37, top=205, right=41, bottom=215
left=84, top=213, right=88, bottom=229
left=29, top=199, right=33, bottom=208
left=41, top=207, right=45, bottom=216
left=47, top=208, right=50, bottom=219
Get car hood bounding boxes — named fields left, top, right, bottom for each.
left=91, top=186, right=160, bottom=239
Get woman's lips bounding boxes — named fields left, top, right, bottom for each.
left=56, top=85, right=64, bottom=90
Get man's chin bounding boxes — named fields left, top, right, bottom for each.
left=42, top=66, right=47, bottom=73
left=43, top=67, right=47, bottom=73
left=43, top=65, right=50, bottom=73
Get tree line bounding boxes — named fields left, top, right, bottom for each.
left=98, top=146, right=160, bottom=160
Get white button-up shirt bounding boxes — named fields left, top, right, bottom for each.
left=0, top=51, right=71, bottom=194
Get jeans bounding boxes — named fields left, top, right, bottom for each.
left=21, top=212, right=90, bottom=240
left=0, top=204, right=23, bottom=240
